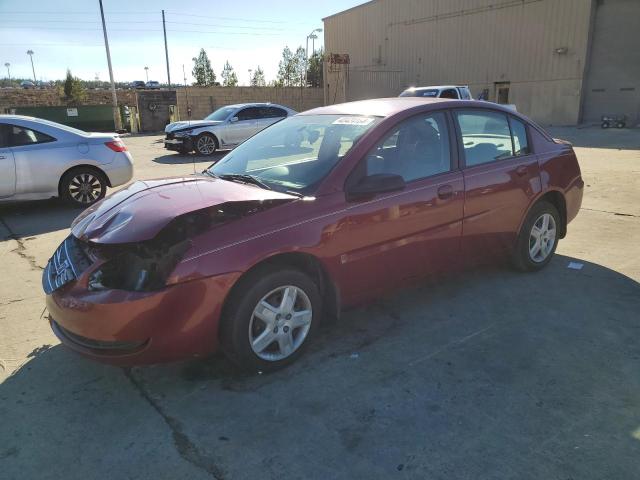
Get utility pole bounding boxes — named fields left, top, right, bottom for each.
left=144, top=66, right=149, bottom=83
left=26, top=50, right=36, bottom=82
left=162, top=10, right=171, bottom=86
left=4, top=63, right=10, bottom=83
left=98, top=0, right=122, bottom=131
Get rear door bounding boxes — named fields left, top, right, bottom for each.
left=7, top=123, right=60, bottom=197
left=453, top=109, right=541, bottom=264
left=0, top=124, right=16, bottom=197
left=257, top=107, right=287, bottom=132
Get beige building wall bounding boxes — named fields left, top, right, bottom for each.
left=175, top=87, right=324, bottom=120
left=323, top=0, right=594, bottom=125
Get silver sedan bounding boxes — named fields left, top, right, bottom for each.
left=164, top=103, right=296, bottom=155
left=0, top=115, right=133, bottom=207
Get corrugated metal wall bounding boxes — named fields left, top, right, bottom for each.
left=324, top=0, right=594, bottom=125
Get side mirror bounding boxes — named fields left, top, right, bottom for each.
left=230, top=116, right=239, bottom=123
left=347, top=173, right=405, bottom=200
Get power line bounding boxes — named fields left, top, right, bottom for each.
left=165, top=12, right=285, bottom=23
left=0, top=19, right=287, bottom=31
left=0, top=25, right=283, bottom=35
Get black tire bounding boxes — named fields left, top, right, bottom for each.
left=615, top=121, right=625, bottom=129
left=195, top=133, right=218, bottom=156
left=601, top=121, right=610, bottom=129
left=512, top=201, right=561, bottom=272
left=220, top=267, right=322, bottom=373
left=60, top=167, right=108, bottom=207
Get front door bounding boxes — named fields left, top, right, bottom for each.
left=336, top=111, right=464, bottom=303
left=453, top=109, right=541, bottom=264
left=225, top=107, right=260, bottom=145
left=0, top=124, right=16, bottom=197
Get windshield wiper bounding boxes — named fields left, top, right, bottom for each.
left=218, top=173, right=272, bottom=190
left=202, top=169, right=218, bottom=178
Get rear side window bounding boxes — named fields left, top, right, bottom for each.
left=260, top=107, right=287, bottom=118
left=0, top=124, right=10, bottom=148
left=440, top=89, right=459, bottom=99
left=6, top=124, right=55, bottom=147
left=459, top=88, right=471, bottom=100
left=509, top=117, right=530, bottom=156
left=237, top=107, right=261, bottom=121
left=455, top=111, right=513, bottom=166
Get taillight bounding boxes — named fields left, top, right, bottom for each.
left=105, top=140, right=127, bottom=152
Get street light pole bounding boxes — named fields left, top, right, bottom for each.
left=144, top=66, right=149, bottom=83
left=4, top=63, right=10, bottom=83
left=98, top=0, right=122, bottom=131
left=304, top=28, right=322, bottom=88
left=248, top=69, right=252, bottom=86
left=26, top=50, right=36, bottom=82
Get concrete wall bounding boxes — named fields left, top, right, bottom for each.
left=0, top=88, right=136, bottom=111
left=175, top=87, right=324, bottom=120
left=581, top=0, right=640, bottom=125
left=323, top=0, right=595, bottom=125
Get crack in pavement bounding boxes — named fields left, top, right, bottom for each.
left=122, top=368, right=226, bottom=480
left=580, top=207, right=639, bottom=218
left=0, top=217, right=43, bottom=271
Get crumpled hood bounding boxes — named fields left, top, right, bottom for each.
left=71, top=176, right=297, bottom=244
left=165, top=120, right=223, bottom=133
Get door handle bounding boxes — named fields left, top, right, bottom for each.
left=515, top=165, right=528, bottom=176
left=437, top=184, right=454, bottom=200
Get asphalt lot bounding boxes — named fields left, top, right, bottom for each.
left=1, top=127, right=639, bottom=479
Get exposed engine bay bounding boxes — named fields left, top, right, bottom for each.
left=86, top=199, right=289, bottom=292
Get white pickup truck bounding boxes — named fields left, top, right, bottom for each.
left=399, top=85, right=473, bottom=100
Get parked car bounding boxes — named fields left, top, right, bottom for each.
left=44, top=98, right=583, bottom=371
left=20, top=80, right=36, bottom=89
left=400, top=85, right=472, bottom=99
left=129, top=80, right=145, bottom=89
left=145, top=81, right=160, bottom=90
left=0, top=115, right=133, bottom=206
left=164, top=103, right=297, bottom=155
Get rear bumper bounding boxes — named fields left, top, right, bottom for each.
left=46, top=272, right=240, bottom=366
left=103, top=152, right=134, bottom=187
left=565, top=175, right=584, bottom=225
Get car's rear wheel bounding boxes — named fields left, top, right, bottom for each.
left=60, top=167, right=107, bottom=207
left=513, top=201, right=560, bottom=272
left=195, top=133, right=218, bottom=155
left=220, top=267, right=322, bottom=372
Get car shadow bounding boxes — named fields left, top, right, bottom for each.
left=152, top=151, right=226, bottom=165
left=547, top=126, right=640, bottom=150
left=0, top=200, right=84, bottom=239
left=2, top=255, right=639, bottom=478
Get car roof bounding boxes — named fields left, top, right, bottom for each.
left=299, top=97, right=452, bottom=117
left=300, top=97, right=520, bottom=119
left=405, top=85, right=469, bottom=91
left=226, top=102, right=289, bottom=108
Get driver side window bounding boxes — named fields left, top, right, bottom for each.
left=364, top=112, right=451, bottom=182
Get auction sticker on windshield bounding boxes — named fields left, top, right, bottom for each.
left=332, top=116, right=375, bottom=126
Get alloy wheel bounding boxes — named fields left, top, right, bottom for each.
left=68, top=173, right=102, bottom=204
left=248, top=285, right=313, bottom=361
left=529, top=213, right=557, bottom=263
left=197, top=135, right=216, bottom=154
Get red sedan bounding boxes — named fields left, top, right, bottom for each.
left=43, top=98, right=583, bottom=371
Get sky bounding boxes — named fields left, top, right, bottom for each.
left=0, top=0, right=364, bottom=85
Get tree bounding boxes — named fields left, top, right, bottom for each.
left=192, top=48, right=216, bottom=86
left=221, top=60, right=238, bottom=87
left=293, top=46, right=307, bottom=87
left=250, top=66, right=266, bottom=87
left=276, top=46, right=296, bottom=87
left=61, top=69, right=87, bottom=104
left=306, top=49, right=324, bottom=88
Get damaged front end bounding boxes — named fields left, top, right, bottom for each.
left=44, top=199, right=290, bottom=295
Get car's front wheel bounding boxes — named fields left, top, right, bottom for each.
left=220, top=267, right=322, bottom=372
left=195, top=133, right=218, bottom=156
left=60, top=167, right=107, bottom=207
left=513, top=201, right=560, bottom=271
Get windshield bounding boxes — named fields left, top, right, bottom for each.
left=205, top=106, right=237, bottom=122
left=400, top=89, right=439, bottom=98
left=208, top=114, right=381, bottom=194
